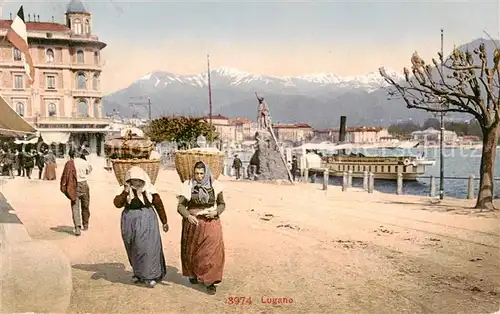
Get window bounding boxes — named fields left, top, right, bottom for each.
left=48, top=103, right=57, bottom=117
left=46, top=49, right=54, bottom=63
left=76, top=72, right=86, bottom=89
left=14, top=75, right=23, bottom=89
left=13, top=48, right=21, bottom=61
left=85, top=19, right=90, bottom=34
left=77, top=99, right=89, bottom=117
left=93, top=51, right=99, bottom=64
left=93, top=100, right=100, bottom=118
left=46, top=75, right=56, bottom=89
left=74, top=18, right=82, bottom=34
left=16, top=102, right=25, bottom=116
left=76, top=50, right=84, bottom=63
left=92, top=74, right=99, bottom=90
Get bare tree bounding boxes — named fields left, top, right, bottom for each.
left=379, top=42, right=500, bottom=210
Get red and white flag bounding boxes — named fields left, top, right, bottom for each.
left=6, top=6, right=34, bottom=84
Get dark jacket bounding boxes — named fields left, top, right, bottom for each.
left=60, top=159, right=77, bottom=201
left=23, top=152, right=34, bottom=168
left=232, top=157, right=242, bottom=168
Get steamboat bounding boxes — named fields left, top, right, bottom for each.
left=290, top=116, right=436, bottom=181
left=292, top=142, right=435, bottom=181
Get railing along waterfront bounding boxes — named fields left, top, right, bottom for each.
left=301, top=168, right=498, bottom=200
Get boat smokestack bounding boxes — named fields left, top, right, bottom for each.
left=339, top=116, right=347, bottom=142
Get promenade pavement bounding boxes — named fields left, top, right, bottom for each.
left=0, top=156, right=499, bottom=313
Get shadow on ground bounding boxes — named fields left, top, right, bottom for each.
left=72, top=262, right=206, bottom=291
left=378, top=199, right=499, bottom=217
left=50, top=225, right=75, bottom=235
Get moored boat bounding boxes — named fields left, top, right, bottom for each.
left=291, top=141, right=436, bottom=181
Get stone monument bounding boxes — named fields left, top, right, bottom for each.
left=249, top=93, right=293, bottom=183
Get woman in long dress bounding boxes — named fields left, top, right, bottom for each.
left=177, top=161, right=226, bottom=295
left=43, top=150, right=57, bottom=180
left=113, top=166, right=169, bottom=287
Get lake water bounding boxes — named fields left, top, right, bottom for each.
left=226, top=146, right=500, bottom=199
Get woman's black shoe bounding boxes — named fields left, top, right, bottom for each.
left=189, top=277, right=198, bottom=284
left=207, top=284, right=216, bottom=295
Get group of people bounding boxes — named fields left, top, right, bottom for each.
left=0, top=147, right=57, bottom=180
left=59, top=153, right=226, bottom=295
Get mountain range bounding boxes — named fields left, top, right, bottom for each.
left=102, top=38, right=496, bottom=128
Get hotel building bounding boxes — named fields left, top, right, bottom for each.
left=0, top=0, right=108, bottom=154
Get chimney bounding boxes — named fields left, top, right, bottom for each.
left=9, top=13, right=12, bottom=20
left=28, top=14, right=30, bottom=21
left=339, top=116, right=347, bottom=142
left=37, top=15, right=40, bottom=22
left=51, top=16, right=54, bottom=22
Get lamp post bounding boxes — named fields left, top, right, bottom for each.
left=439, top=28, right=445, bottom=200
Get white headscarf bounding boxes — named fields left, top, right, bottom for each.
left=123, top=166, right=158, bottom=205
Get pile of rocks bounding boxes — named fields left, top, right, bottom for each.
left=249, top=131, right=289, bottom=182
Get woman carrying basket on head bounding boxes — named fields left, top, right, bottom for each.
left=177, top=161, right=226, bottom=295
left=113, top=166, right=169, bottom=288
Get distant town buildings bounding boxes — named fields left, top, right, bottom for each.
left=313, top=126, right=390, bottom=143
left=273, top=123, right=313, bottom=143
left=411, top=127, right=458, bottom=144
left=0, top=0, right=108, bottom=154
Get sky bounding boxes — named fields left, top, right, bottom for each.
left=1, top=0, right=499, bottom=94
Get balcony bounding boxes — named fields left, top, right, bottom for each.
left=37, top=116, right=111, bottom=125
left=71, top=89, right=102, bottom=98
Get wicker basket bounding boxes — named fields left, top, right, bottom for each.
left=104, top=134, right=154, bottom=160
left=111, top=159, right=161, bottom=186
left=174, top=150, right=225, bottom=182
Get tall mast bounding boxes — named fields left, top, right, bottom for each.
left=207, top=54, right=213, bottom=131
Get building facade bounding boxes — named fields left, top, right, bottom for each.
left=230, top=117, right=254, bottom=142
left=0, top=0, right=108, bottom=153
left=411, top=127, right=458, bottom=144
left=273, top=123, right=314, bottom=143
left=329, top=126, right=389, bottom=143
left=203, top=114, right=235, bottom=142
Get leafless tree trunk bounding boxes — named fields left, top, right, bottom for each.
left=379, top=42, right=500, bottom=210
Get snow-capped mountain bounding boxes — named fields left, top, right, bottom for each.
left=102, top=38, right=490, bottom=128
left=103, top=66, right=417, bottom=128
left=133, top=67, right=404, bottom=93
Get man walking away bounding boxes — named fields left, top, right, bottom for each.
left=6, top=149, right=15, bottom=179
left=232, top=154, right=242, bottom=180
left=36, top=150, right=45, bottom=180
left=17, top=149, right=24, bottom=176
left=60, top=150, right=92, bottom=236
left=291, top=156, right=298, bottom=181
left=23, top=150, right=35, bottom=179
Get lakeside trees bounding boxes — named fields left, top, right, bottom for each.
left=379, top=43, right=500, bottom=211
left=145, top=116, right=218, bottom=149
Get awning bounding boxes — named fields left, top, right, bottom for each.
left=0, top=94, right=36, bottom=137
left=40, top=131, right=71, bottom=144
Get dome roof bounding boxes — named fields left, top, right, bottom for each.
left=66, top=0, right=88, bottom=13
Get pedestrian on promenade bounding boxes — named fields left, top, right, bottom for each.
left=43, top=150, right=57, bottom=180
left=16, top=148, right=24, bottom=177
left=36, top=150, right=45, bottom=180
left=6, top=148, right=15, bottom=179
left=177, top=161, right=226, bottom=295
left=291, top=155, right=298, bottom=181
left=232, top=154, right=242, bottom=180
left=60, top=149, right=91, bottom=236
left=23, top=150, right=35, bottom=179
left=113, top=166, right=169, bottom=288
